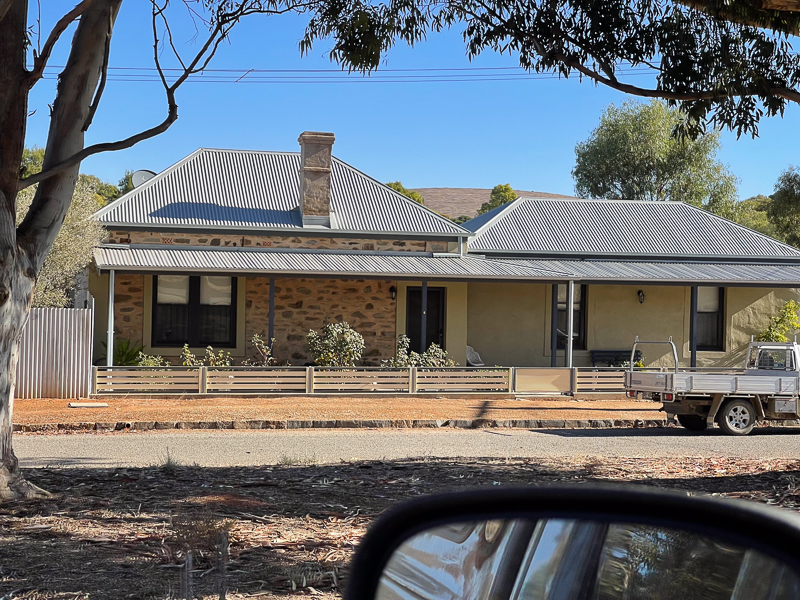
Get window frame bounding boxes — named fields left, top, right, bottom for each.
left=151, top=274, right=238, bottom=348
left=695, top=286, right=725, bottom=352
left=557, top=284, right=588, bottom=351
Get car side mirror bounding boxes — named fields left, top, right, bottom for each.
left=345, top=485, right=800, bottom=600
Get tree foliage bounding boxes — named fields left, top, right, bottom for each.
left=303, top=0, right=800, bottom=138
left=386, top=181, right=424, bottom=204
left=15, top=177, right=106, bottom=308
left=768, top=167, right=800, bottom=247
left=573, top=101, right=737, bottom=211
left=478, top=184, right=518, bottom=215
left=736, top=195, right=782, bottom=240
left=757, top=300, right=800, bottom=342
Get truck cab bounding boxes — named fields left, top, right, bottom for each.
left=744, top=342, right=800, bottom=376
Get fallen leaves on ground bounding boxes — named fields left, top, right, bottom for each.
left=1, top=455, right=800, bottom=599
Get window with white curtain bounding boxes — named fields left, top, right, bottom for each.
left=152, top=275, right=237, bottom=347
left=696, top=287, right=724, bottom=351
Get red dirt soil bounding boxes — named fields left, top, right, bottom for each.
left=13, top=395, right=664, bottom=425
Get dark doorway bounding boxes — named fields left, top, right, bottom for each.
left=406, top=287, right=446, bottom=354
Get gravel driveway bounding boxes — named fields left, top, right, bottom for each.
left=14, top=426, right=800, bottom=468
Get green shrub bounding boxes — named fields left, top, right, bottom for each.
left=382, top=335, right=459, bottom=368
left=180, top=344, right=232, bottom=367
left=306, top=322, right=365, bottom=367
left=136, top=352, right=170, bottom=367
left=757, top=300, right=800, bottom=342
left=101, top=337, right=143, bottom=366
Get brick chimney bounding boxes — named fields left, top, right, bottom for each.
left=298, top=131, right=335, bottom=227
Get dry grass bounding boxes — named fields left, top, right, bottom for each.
left=1, top=456, right=800, bottom=598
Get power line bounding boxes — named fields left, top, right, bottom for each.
left=35, top=65, right=653, bottom=85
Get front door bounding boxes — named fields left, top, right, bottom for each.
left=406, top=287, right=445, bottom=354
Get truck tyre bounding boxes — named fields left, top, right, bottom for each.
left=677, top=415, right=708, bottom=431
left=717, top=399, right=756, bottom=436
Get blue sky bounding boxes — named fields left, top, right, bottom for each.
left=25, top=2, right=800, bottom=200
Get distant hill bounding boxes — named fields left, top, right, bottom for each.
left=412, top=187, right=577, bottom=219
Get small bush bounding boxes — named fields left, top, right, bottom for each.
left=180, top=344, right=232, bottom=367
left=136, top=352, right=170, bottom=367
left=241, top=333, right=278, bottom=366
left=307, top=322, right=365, bottom=367
left=102, top=337, right=143, bottom=366
left=382, top=335, right=459, bottom=367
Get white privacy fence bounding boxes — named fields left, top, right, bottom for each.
left=15, top=306, right=95, bottom=399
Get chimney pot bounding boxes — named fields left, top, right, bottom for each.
left=298, top=131, right=335, bottom=227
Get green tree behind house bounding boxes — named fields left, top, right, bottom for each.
left=572, top=101, right=738, bottom=213
left=478, top=184, right=518, bottom=215
left=769, top=167, right=800, bottom=248
left=386, top=181, right=424, bottom=204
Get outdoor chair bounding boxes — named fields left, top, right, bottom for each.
left=466, top=345, right=485, bottom=367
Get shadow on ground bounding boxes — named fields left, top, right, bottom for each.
left=530, top=426, right=800, bottom=438
left=2, top=455, right=800, bottom=599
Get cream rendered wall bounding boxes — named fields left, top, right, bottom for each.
left=467, top=282, right=549, bottom=367
left=696, top=287, right=800, bottom=367
left=395, top=281, right=468, bottom=365
left=587, top=285, right=687, bottom=368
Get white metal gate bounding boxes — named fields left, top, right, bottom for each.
left=15, top=306, right=95, bottom=399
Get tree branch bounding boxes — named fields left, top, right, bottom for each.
left=563, top=57, right=800, bottom=105
left=25, top=0, right=94, bottom=87
left=82, top=8, right=113, bottom=131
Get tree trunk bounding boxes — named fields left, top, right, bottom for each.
left=0, top=0, right=121, bottom=500
left=0, top=0, right=47, bottom=500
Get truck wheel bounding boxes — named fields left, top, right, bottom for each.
left=717, top=399, right=756, bottom=436
left=677, top=415, right=708, bottom=431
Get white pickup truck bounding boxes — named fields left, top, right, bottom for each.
left=624, top=338, right=800, bottom=435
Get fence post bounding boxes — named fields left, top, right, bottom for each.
left=91, top=367, right=98, bottom=395
left=570, top=368, right=578, bottom=395
left=409, top=367, right=417, bottom=394
left=508, top=367, right=514, bottom=393
left=306, top=366, right=315, bottom=394
left=199, top=366, right=208, bottom=394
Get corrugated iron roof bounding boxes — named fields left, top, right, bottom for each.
left=94, top=149, right=469, bottom=237
left=499, top=258, right=800, bottom=285
left=465, top=197, right=800, bottom=260
left=93, top=245, right=571, bottom=280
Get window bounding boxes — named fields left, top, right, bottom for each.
left=152, top=275, right=237, bottom=347
left=557, top=284, right=587, bottom=350
left=696, top=287, right=724, bottom=351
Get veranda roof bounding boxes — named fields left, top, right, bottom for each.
left=93, top=245, right=572, bottom=281
left=498, top=258, right=800, bottom=286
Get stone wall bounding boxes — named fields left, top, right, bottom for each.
left=108, top=231, right=446, bottom=252
left=246, top=277, right=397, bottom=365
left=113, top=274, right=145, bottom=346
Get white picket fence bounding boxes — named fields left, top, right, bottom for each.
left=16, top=306, right=95, bottom=399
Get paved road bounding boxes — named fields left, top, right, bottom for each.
left=13, top=427, right=800, bottom=468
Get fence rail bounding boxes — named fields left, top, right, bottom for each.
left=91, top=366, right=645, bottom=395
left=574, top=368, right=627, bottom=393
left=93, top=366, right=515, bottom=395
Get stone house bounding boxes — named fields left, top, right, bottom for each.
left=90, top=131, right=800, bottom=369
